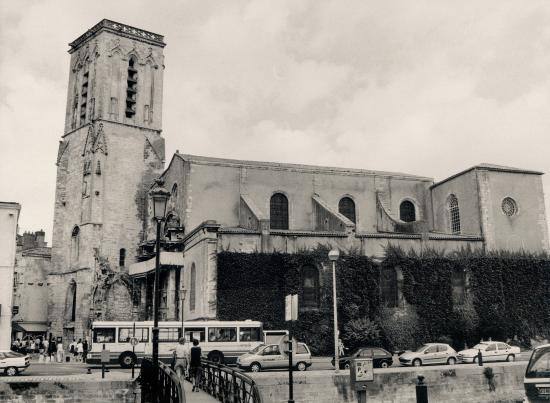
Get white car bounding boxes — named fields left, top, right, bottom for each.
left=0, top=350, right=30, bottom=376
left=458, top=341, right=520, bottom=364
left=237, top=343, right=312, bottom=372
left=398, top=343, right=458, bottom=367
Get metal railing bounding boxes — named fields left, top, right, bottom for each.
left=198, top=359, right=262, bottom=403
left=140, top=358, right=185, bottom=403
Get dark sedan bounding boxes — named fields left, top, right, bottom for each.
left=331, top=347, right=393, bottom=370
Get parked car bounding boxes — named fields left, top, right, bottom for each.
left=0, top=350, right=30, bottom=376
left=236, top=343, right=312, bottom=372
left=524, top=343, right=550, bottom=402
left=399, top=343, right=458, bottom=367
left=331, top=347, right=393, bottom=370
left=457, top=341, right=520, bottom=364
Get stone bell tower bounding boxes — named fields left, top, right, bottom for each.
left=48, top=20, right=166, bottom=343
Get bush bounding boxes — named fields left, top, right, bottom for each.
left=342, top=318, right=381, bottom=350
left=378, top=307, right=421, bottom=351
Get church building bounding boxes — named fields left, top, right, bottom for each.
left=48, top=20, right=549, bottom=343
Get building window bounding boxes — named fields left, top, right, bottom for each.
left=66, top=281, right=77, bottom=322
left=171, top=184, right=178, bottom=199
left=380, top=267, right=398, bottom=308
left=190, top=263, right=196, bottom=312
left=270, top=193, right=289, bottom=230
left=126, top=58, right=137, bottom=118
left=447, top=194, right=461, bottom=234
left=338, top=197, right=356, bottom=223
left=452, top=270, right=467, bottom=305
left=119, top=248, right=126, bottom=267
left=301, top=265, right=319, bottom=309
left=399, top=200, right=416, bottom=222
left=71, top=226, right=80, bottom=266
left=501, top=197, right=518, bottom=216
left=80, top=65, right=89, bottom=124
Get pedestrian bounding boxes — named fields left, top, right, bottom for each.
left=48, top=337, right=57, bottom=363
left=172, top=337, right=189, bottom=379
left=338, top=338, right=345, bottom=357
left=42, top=338, right=49, bottom=362
left=30, top=339, right=36, bottom=356
left=56, top=339, right=64, bottom=363
left=189, top=339, right=202, bottom=392
left=69, top=338, right=77, bottom=361
left=76, top=339, right=83, bottom=362
left=82, top=338, right=89, bottom=363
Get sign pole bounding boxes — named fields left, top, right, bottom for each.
left=288, top=325, right=294, bottom=403
left=132, top=322, right=136, bottom=379
left=285, top=294, right=298, bottom=403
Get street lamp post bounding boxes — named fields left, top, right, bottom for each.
left=328, top=248, right=340, bottom=374
left=180, top=287, right=187, bottom=338
left=150, top=180, right=170, bottom=392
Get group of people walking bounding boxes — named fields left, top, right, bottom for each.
left=172, top=338, right=203, bottom=392
left=12, top=336, right=88, bottom=363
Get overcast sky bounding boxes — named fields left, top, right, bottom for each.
left=1, top=0, right=549, bottom=243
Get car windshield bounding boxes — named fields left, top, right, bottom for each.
left=415, top=345, right=429, bottom=353
left=473, top=344, right=489, bottom=350
left=526, top=347, right=550, bottom=378
left=249, top=344, right=265, bottom=354
left=5, top=351, right=24, bottom=358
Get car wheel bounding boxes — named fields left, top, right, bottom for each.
left=5, top=367, right=18, bottom=376
left=473, top=356, right=478, bottom=364
left=344, top=362, right=351, bottom=370
left=380, top=361, right=389, bottom=368
left=250, top=362, right=261, bottom=372
left=447, top=357, right=456, bottom=365
left=208, top=351, right=224, bottom=364
left=506, top=354, right=515, bottom=362
left=119, top=352, right=136, bottom=369
left=296, top=362, right=307, bottom=371
left=412, top=359, right=422, bottom=367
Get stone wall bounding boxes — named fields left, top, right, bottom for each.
left=252, top=362, right=526, bottom=403
left=0, top=379, right=138, bottom=403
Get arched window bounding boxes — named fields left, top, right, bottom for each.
left=66, top=281, right=77, bottom=322
left=270, top=193, right=289, bottom=230
left=380, top=267, right=398, bottom=308
left=447, top=194, right=461, bottom=234
left=452, top=270, right=467, bottom=305
left=399, top=200, right=416, bottom=222
left=338, top=197, right=356, bottom=223
left=301, top=265, right=319, bottom=309
left=71, top=226, right=80, bottom=267
left=119, top=248, right=126, bottom=267
left=190, top=263, right=196, bottom=312
left=171, top=184, right=178, bottom=199
left=125, top=57, right=137, bottom=118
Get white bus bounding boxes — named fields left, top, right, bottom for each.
left=88, top=320, right=287, bottom=368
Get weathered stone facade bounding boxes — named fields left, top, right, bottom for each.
left=48, top=20, right=166, bottom=344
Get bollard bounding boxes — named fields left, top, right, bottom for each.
left=416, top=375, right=428, bottom=403
left=477, top=349, right=483, bottom=366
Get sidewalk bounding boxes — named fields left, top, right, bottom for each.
left=182, top=379, right=218, bottom=403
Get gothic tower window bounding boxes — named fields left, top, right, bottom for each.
left=338, top=197, right=356, bottom=223
left=400, top=200, right=416, bottom=222
left=447, top=194, right=461, bottom=234
left=80, top=64, right=89, bottom=125
left=126, top=57, right=138, bottom=118
left=70, top=226, right=80, bottom=267
left=190, top=263, right=196, bottom=312
left=66, top=280, right=77, bottom=322
left=301, top=265, right=319, bottom=309
left=380, top=267, right=398, bottom=308
left=270, top=193, right=289, bottom=230
left=119, top=248, right=126, bottom=267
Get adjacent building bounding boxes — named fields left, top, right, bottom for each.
left=0, top=202, right=21, bottom=349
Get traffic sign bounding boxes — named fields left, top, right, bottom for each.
left=101, top=350, right=111, bottom=364
left=279, top=335, right=298, bottom=356
left=129, top=337, right=139, bottom=346
left=285, top=294, right=298, bottom=321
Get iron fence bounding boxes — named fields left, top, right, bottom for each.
left=140, top=358, right=185, bottom=403
left=198, top=359, right=262, bottom=403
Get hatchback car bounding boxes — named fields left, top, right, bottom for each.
left=0, top=350, right=30, bottom=376
left=399, top=343, right=458, bottom=367
left=237, top=343, right=312, bottom=372
left=457, top=341, right=520, bottom=364
left=331, top=347, right=393, bottom=370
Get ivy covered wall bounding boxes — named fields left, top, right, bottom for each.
left=216, top=246, right=550, bottom=355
